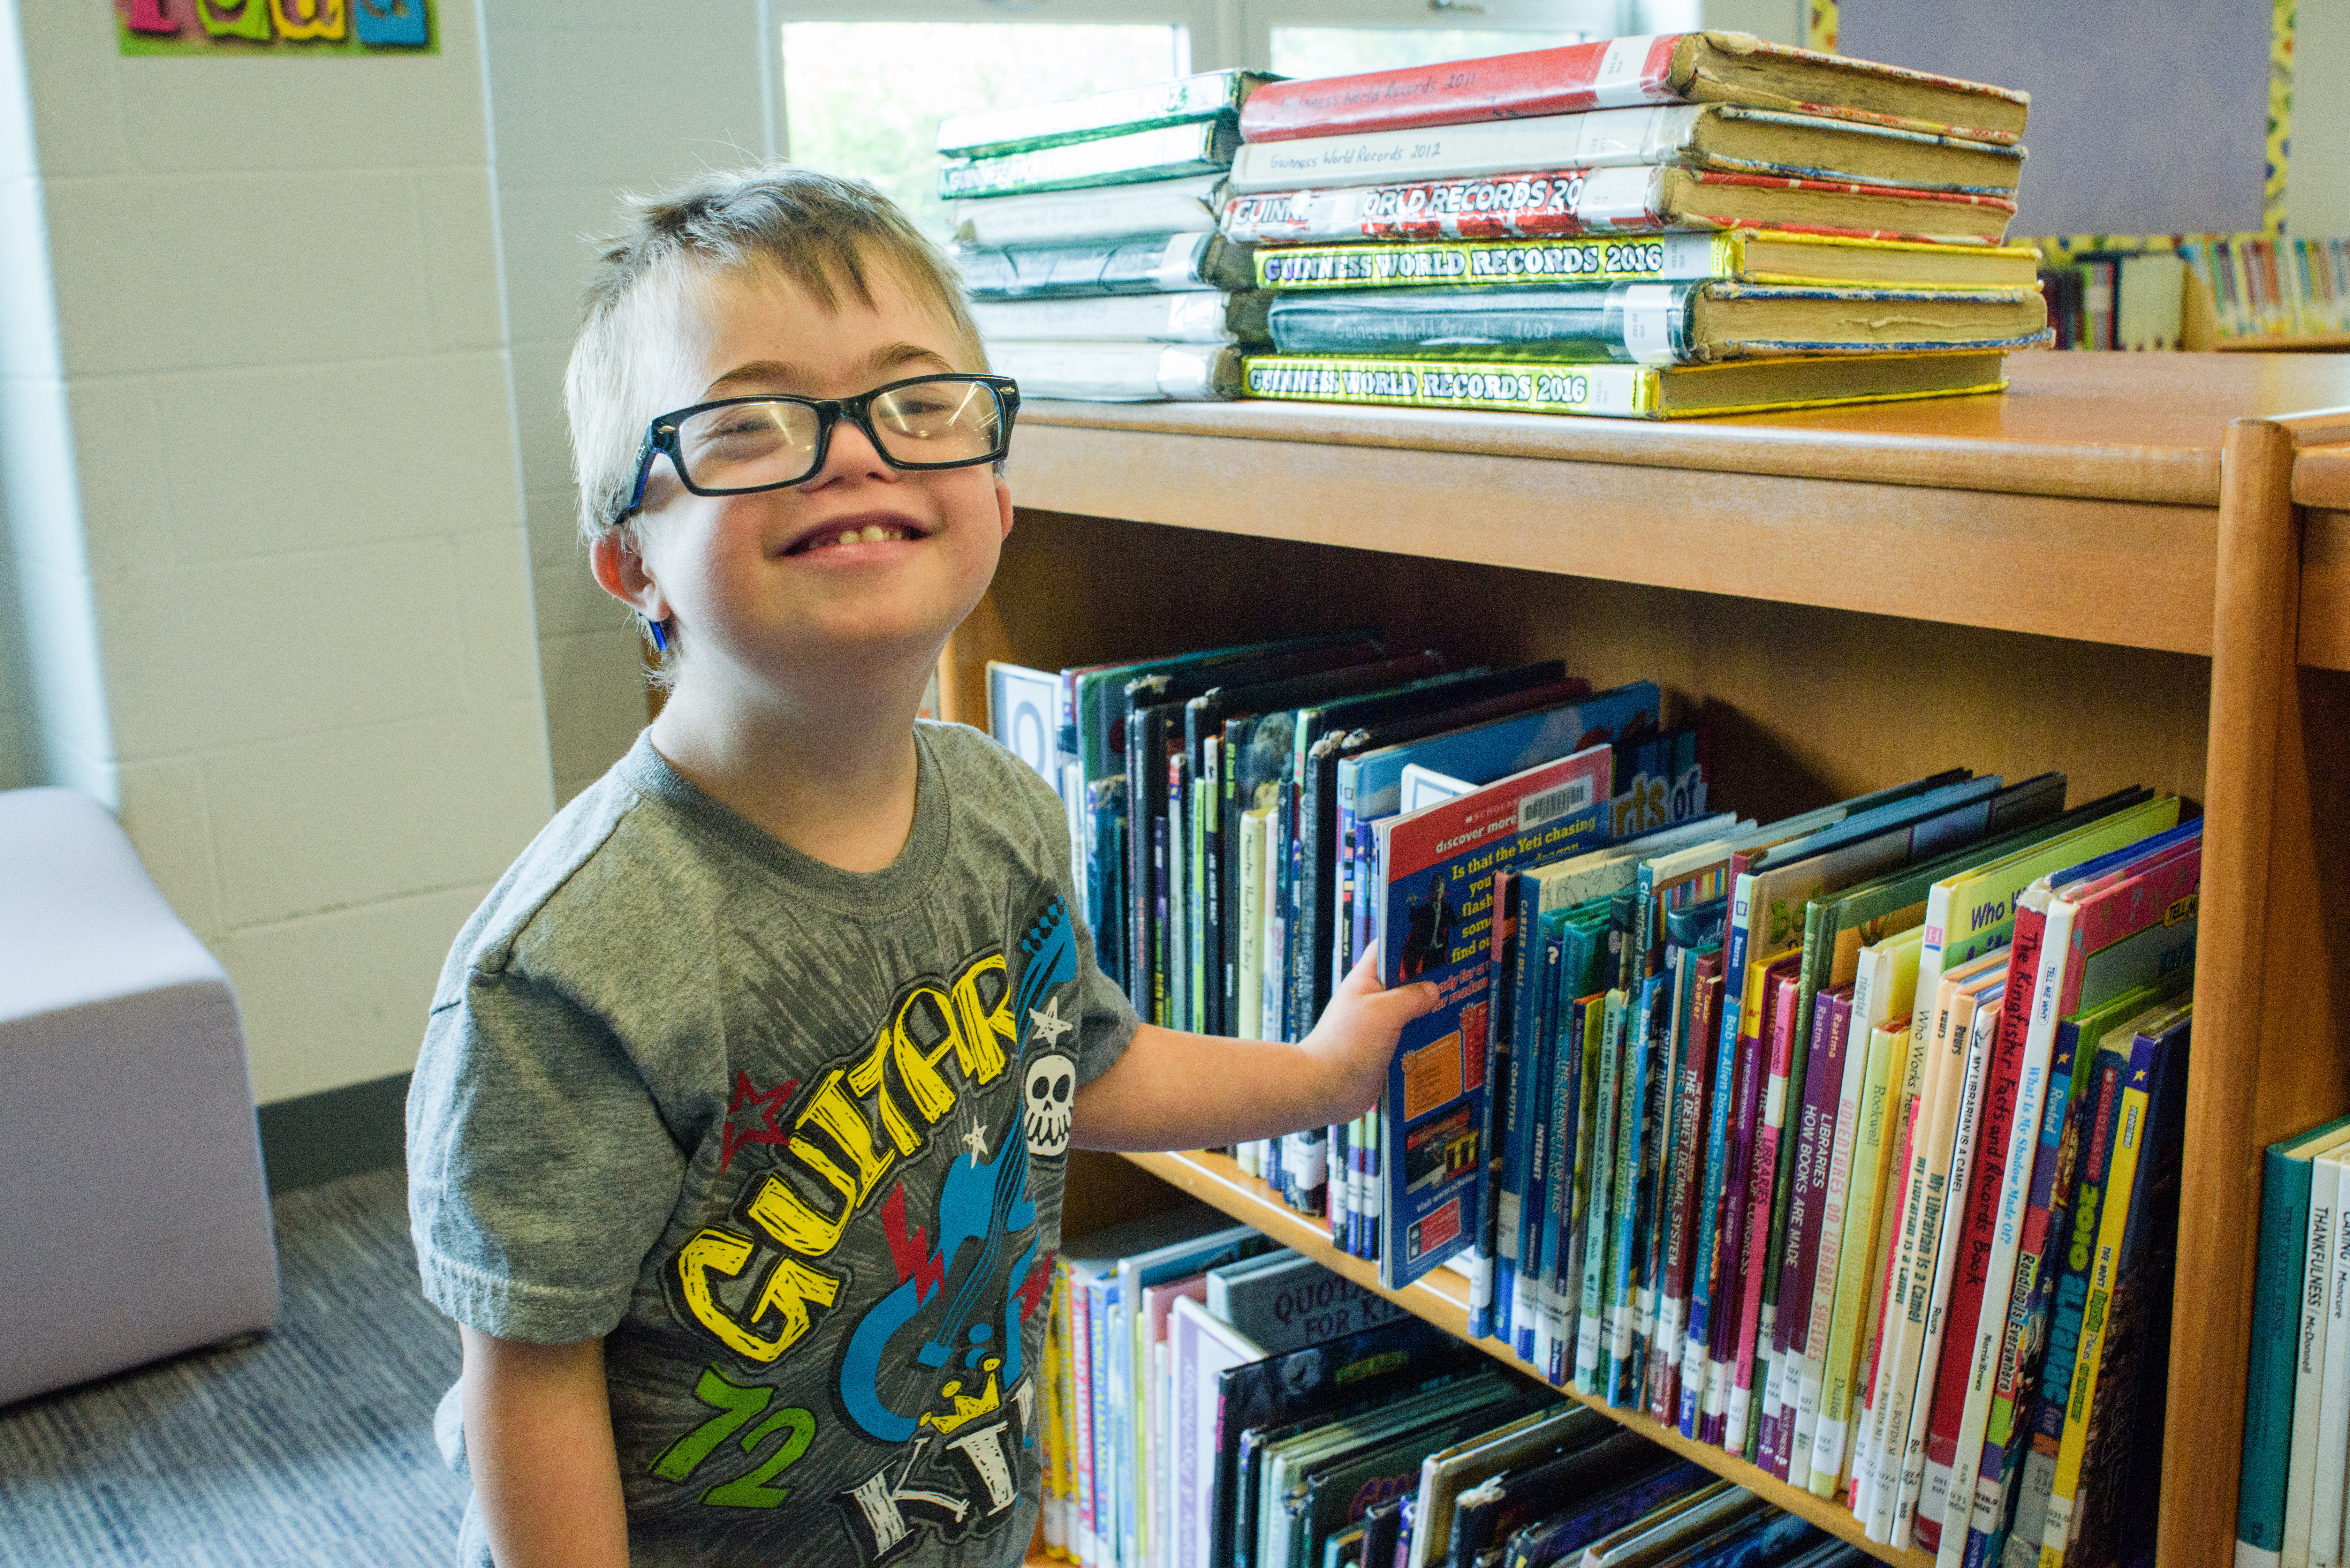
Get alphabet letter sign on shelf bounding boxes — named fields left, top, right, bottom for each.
left=114, top=0, right=433, bottom=54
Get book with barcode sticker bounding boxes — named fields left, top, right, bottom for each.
left=1372, top=741, right=1614, bottom=1290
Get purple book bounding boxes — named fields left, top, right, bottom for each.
left=1756, top=981, right=1843, bottom=1475
left=1767, top=982, right=1854, bottom=1477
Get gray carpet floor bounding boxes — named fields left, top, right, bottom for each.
left=0, top=1169, right=468, bottom=1566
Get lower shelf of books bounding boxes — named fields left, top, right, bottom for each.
left=1116, top=1147, right=1935, bottom=1568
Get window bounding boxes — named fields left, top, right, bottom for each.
left=1267, top=25, right=1584, bottom=78
left=783, top=20, right=1187, bottom=239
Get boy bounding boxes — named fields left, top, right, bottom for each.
left=406, top=165, right=1436, bottom=1568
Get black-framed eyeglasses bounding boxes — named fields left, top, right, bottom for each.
left=612, top=373, right=1020, bottom=527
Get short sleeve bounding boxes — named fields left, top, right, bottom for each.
left=406, top=966, right=686, bottom=1343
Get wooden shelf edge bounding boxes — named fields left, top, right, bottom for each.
left=1118, top=1148, right=1936, bottom=1568
left=2213, top=331, right=2350, bottom=352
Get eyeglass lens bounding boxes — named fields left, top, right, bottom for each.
left=674, top=379, right=1004, bottom=492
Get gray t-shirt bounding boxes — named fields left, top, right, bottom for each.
left=408, top=723, right=1138, bottom=1568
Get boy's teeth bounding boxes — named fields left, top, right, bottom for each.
left=802, top=524, right=906, bottom=552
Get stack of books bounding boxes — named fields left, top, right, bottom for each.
left=992, top=648, right=2204, bottom=1568
left=938, top=72, right=1277, bottom=401
left=1213, top=33, right=2052, bottom=419
left=1042, top=1203, right=1877, bottom=1568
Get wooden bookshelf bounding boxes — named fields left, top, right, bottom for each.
left=950, top=351, right=2350, bottom=1568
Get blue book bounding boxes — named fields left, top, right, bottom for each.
left=1375, top=744, right=1612, bottom=1291
left=1508, top=927, right=1562, bottom=1360
left=2237, top=1112, right=2350, bottom=1567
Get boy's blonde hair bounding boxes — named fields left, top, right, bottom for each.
left=564, top=163, right=986, bottom=549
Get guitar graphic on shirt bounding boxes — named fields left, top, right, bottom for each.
left=836, top=900, right=1076, bottom=1444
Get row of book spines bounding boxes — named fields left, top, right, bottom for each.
left=1464, top=892, right=2181, bottom=1566
left=2182, top=235, right=2350, bottom=340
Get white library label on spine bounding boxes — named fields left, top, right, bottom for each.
left=1620, top=283, right=1679, bottom=364
left=1591, top=35, right=1665, bottom=108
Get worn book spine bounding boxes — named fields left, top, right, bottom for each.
left=1238, top=34, right=1697, bottom=141
left=1655, top=955, right=1722, bottom=1423
left=1924, top=910, right=2049, bottom=1561
left=1762, top=980, right=1841, bottom=1473
left=1258, top=230, right=1740, bottom=290
left=2003, top=1055, right=2126, bottom=1568
left=1705, top=967, right=1772, bottom=1447
left=1246, top=355, right=1669, bottom=418
left=1729, top=963, right=1802, bottom=1458
left=1897, top=987, right=2006, bottom=1548
left=1230, top=105, right=1721, bottom=195
left=973, top=288, right=1271, bottom=344
left=1266, top=279, right=1700, bottom=363
left=1681, top=956, right=1743, bottom=1436
left=953, top=173, right=1226, bottom=248
left=1541, top=957, right=1587, bottom=1380
left=1779, top=984, right=1853, bottom=1475
left=991, top=341, right=1244, bottom=403
left=2037, top=1035, right=2159, bottom=1568
left=1607, top=974, right=1664, bottom=1403
left=941, top=119, right=1241, bottom=200
left=1576, top=989, right=1629, bottom=1393
left=1965, top=1000, right=2088, bottom=1568
left=1234, top=32, right=2026, bottom=145
left=957, top=233, right=1255, bottom=298
left=1220, top=166, right=2017, bottom=245
left=1810, top=1020, right=1908, bottom=1499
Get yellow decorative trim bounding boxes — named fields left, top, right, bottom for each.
left=1806, top=0, right=1838, bottom=54
left=2267, top=0, right=2295, bottom=235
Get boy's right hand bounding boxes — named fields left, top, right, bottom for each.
left=1298, top=951, right=1441, bottom=1125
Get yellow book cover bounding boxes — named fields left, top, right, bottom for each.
left=1853, top=1015, right=1929, bottom=1516
left=1809, top=926, right=1924, bottom=1497
left=1255, top=230, right=2042, bottom=291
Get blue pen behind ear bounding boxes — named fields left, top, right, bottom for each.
left=643, top=616, right=669, bottom=653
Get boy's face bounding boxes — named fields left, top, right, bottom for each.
left=610, top=258, right=1012, bottom=699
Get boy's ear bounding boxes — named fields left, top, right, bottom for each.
left=994, top=474, right=1014, bottom=543
left=590, top=528, right=670, bottom=622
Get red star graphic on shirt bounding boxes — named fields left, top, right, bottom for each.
left=718, top=1070, right=796, bottom=1174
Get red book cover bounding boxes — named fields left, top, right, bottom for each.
left=1236, top=34, right=2028, bottom=146
left=1242, top=35, right=1690, bottom=142
left=1651, top=952, right=1724, bottom=1424
left=1912, top=902, right=2045, bottom=1550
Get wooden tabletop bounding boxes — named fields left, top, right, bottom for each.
left=1016, top=352, right=2350, bottom=508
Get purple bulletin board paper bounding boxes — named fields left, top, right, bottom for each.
left=1838, top=0, right=2266, bottom=236
left=117, top=0, right=436, bottom=55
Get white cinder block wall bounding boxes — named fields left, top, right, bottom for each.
left=1, top=0, right=554, bottom=1105
left=483, top=0, right=782, bottom=806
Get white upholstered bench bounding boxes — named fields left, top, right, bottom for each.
left=0, top=786, right=279, bottom=1408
